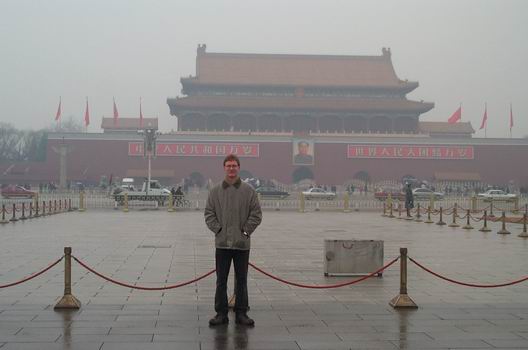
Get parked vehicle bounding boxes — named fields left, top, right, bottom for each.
left=477, top=189, right=517, bottom=201
left=374, top=187, right=404, bottom=201
left=412, top=188, right=444, bottom=200
left=113, top=179, right=170, bottom=204
left=1, top=185, right=36, bottom=199
left=302, top=187, right=336, bottom=200
left=255, top=187, right=290, bottom=199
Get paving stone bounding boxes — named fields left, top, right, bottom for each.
left=1, top=210, right=527, bottom=349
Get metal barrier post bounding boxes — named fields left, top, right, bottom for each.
left=49, top=200, right=53, bottom=215
left=10, top=204, right=18, bottom=222
left=20, top=203, right=27, bottom=220
left=54, top=247, right=81, bottom=310
left=389, top=248, right=418, bottom=309
left=513, top=197, right=519, bottom=214
left=35, top=201, right=40, bottom=217
left=448, top=204, right=459, bottom=227
left=68, top=198, right=72, bottom=212
left=462, top=209, right=473, bottom=230
left=123, top=192, right=129, bottom=212
left=479, top=210, right=492, bottom=232
left=299, top=192, right=305, bottom=213
left=344, top=191, right=350, bottom=213
left=414, top=203, right=422, bottom=222
left=33, top=192, right=39, bottom=213
left=388, top=202, right=395, bottom=218
left=429, top=193, right=435, bottom=212
left=1, top=205, right=8, bottom=224
left=519, top=214, right=528, bottom=238
left=471, top=195, right=477, bottom=213
left=397, top=203, right=402, bottom=219
left=42, top=201, right=46, bottom=216
left=489, top=200, right=494, bottom=217
left=78, top=191, right=85, bottom=212
left=28, top=202, right=33, bottom=218
left=436, top=207, right=446, bottom=225
left=497, top=211, right=511, bottom=234
left=424, top=206, right=433, bottom=224
left=167, top=193, right=175, bottom=212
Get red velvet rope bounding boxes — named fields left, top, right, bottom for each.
left=248, top=257, right=399, bottom=289
left=0, top=257, right=63, bottom=289
left=72, top=256, right=215, bottom=290
left=409, top=256, right=528, bottom=288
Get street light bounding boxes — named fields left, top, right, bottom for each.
left=138, top=127, right=159, bottom=196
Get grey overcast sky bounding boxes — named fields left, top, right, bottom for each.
left=0, top=0, right=526, bottom=137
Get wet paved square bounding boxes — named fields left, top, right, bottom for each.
left=1, top=208, right=527, bottom=349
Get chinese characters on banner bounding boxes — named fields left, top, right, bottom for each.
left=128, top=142, right=259, bottom=157
left=347, top=145, right=474, bottom=160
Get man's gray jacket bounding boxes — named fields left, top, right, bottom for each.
left=205, top=178, right=262, bottom=250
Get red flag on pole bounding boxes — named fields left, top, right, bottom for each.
left=447, top=106, right=462, bottom=124
left=84, top=99, right=90, bottom=127
left=479, top=104, right=487, bottom=130
left=55, top=97, right=62, bottom=121
left=113, top=97, right=119, bottom=126
left=139, top=97, right=144, bottom=128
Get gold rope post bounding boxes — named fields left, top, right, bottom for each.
left=389, top=248, right=418, bottom=309
left=167, top=193, right=175, bottom=212
left=414, top=203, right=422, bottom=222
left=518, top=214, right=528, bottom=238
left=78, top=191, right=85, bottom=212
left=479, top=210, right=492, bottom=232
left=436, top=207, right=446, bottom=226
left=448, top=203, right=459, bottom=227
left=54, top=247, right=81, bottom=310
left=462, top=209, right=473, bottom=230
left=497, top=211, right=511, bottom=235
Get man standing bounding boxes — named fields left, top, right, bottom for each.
left=205, top=154, right=262, bottom=326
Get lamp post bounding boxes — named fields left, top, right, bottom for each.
left=139, top=127, right=158, bottom=195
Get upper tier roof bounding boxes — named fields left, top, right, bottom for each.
left=167, top=95, right=434, bottom=114
left=184, top=45, right=417, bottom=89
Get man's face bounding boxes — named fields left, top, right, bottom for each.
left=224, top=160, right=240, bottom=180
left=299, top=143, right=309, bottom=155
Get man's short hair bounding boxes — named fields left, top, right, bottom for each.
left=223, top=154, right=240, bottom=167
left=298, top=141, right=309, bottom=147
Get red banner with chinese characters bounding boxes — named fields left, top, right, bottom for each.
left=128, top=142, right=259, bottom=157
left=347, top=145, right=474, bottom=160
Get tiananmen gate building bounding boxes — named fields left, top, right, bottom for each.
left=2, top=45, right=527, bottom=188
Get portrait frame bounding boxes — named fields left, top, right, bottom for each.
left=292, top=139, right=314, bottom=166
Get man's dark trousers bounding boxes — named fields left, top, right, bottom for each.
left=214, top=248, right=250, bottom=315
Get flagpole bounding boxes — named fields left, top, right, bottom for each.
left=57, top=96, right=61, bottom=130
left=509, top=103, right=513, bottom=139
left=484, top=103, right=487, bottom=138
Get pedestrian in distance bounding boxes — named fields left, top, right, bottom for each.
left=405, top=183, right=414, bottom=217
left=205, top=154, right=262, bottom=326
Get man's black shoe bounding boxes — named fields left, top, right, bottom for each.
left=235, top=313, right=255, bottom=326
left=209, top=313, right=229, bottom=326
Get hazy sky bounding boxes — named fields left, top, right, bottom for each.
left=1, top=0, right=526, bottom=138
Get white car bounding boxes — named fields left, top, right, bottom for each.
left=412, top=188, right=444, bottom=200
left=477, top=190, right=517, bottom=200
left=302, top=188, right=336, bottom=200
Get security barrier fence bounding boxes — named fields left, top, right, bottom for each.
left=1, top=246, right=527, bottom=311
left=2, top=192, right=527, bottom=220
